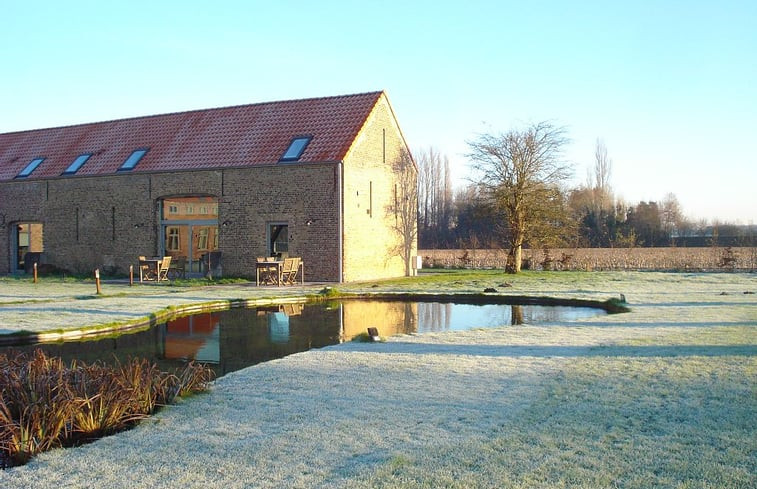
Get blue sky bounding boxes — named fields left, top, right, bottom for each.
left=3, top=0, right=755, bottom=223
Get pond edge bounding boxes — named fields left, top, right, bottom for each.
left=0, top=292, right=629, bottom=346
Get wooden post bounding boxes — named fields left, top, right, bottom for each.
left=129, top=265, right=134, bottom=286
left=95, top=268, right=102, bottom=295
left=33, top=262, right=38, bottom=283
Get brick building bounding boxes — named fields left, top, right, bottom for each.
left=0, top=91, right=417, bottom=282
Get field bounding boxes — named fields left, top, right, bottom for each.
left=0, top=271, right=755, bottom=488
left=420, top=247, right=757, bottom=272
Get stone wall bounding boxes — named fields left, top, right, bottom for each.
left=0, top=164, right=341, bottom=280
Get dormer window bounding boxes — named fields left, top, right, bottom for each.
left=62, top=153, right=92, bottom=175
left=279, top=136, right=312, bottom=162
left=118, top=149, right=148, bottom=171
left=15, top=157, right=45, bottom=178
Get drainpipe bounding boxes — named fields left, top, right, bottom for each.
left=337, top=161, right=344, bottom=283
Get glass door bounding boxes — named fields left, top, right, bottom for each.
left=160, top=197, right=218, bottom=275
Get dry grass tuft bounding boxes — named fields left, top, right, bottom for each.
left=0, top=349, right=214, bottom=468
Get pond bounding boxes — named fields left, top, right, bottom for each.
left=1, top=299, right=605, bottom=378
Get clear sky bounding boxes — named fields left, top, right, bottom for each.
left=3, top=0, right=755, bottom=223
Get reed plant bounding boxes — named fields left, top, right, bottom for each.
left=0, top=350, right=214, bottom=468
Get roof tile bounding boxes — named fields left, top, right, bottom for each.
left=0, top=91, right=383, bottom=181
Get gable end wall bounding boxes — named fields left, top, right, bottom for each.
left=342, top=95, right=417, bottom=282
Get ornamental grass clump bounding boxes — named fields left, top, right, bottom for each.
left=0, top=349, right=214, bottom=468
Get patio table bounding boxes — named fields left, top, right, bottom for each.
left=256, top=260, right=283, bottom=286
left=139, top=258, right=162, bottom=282
left=255, top=260, right=305, bottom=286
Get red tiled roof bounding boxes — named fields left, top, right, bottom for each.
left=0, top=91, right=384, bottom=181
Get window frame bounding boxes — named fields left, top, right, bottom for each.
left=166, top=226, right=181, bottom=251
left=279, top=136, right=312, bottom=162
left=197, top=227, right=210, bottom=251
left=267, top=222, right=289, bottom=256
left=15, top=157, right=45, bottom=179
left=62, top=153, right=92, bottom=175
left=117, top=148, right=149, bottom=172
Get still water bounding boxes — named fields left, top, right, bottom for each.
left=1, top=300, right=604, bottom=378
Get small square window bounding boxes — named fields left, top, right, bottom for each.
left=118, top=149, right=148, bottom=171
left=279, top=136, right=312, bottom=162
left=62, top=153, right=92, bottom=175
left=16, top=157, right=45, bottom=178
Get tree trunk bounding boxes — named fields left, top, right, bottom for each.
left=506, top=244, right=522, bottom=273
left=513, top=244, right=522, bottom=273
left=405, top=244, right=413, bottom=276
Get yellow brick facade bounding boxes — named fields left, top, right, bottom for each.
left=342, top=94, right=417, bottom=282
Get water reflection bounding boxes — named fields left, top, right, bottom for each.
left=1, top=301, right=604, bottom=378
left=413, top=302, right=598, bottom=331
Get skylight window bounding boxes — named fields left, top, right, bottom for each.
left=279, top=136, right=312, bottom=162
left=118, top=149, right=148, bottom=171
left=62, top=153, right=92, bottom=175
left=16, top=157, right=45, bottom=178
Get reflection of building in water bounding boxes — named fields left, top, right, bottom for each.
left=268, top=312, right=290, bottom=343
left=164, top=313, right=220, bottom=363
left=417, top=302, right=453, bottom=332
left=213, top=304, right=340, bottom=375
left=340, top=300, right=418, bottom=339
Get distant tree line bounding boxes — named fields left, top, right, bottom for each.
left=417, top=135, right=755, bottom=255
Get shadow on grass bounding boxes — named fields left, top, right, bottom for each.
left=338, top=342, right=757, bottom=358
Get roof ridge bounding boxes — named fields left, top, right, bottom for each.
left=0, top=91, right=385, bottom=136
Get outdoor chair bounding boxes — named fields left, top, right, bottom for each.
left=280, top=257, right=301, bottom=285
left=168, top=256, right=187, bottom=279
left=157, top=256, right=172, bottom=281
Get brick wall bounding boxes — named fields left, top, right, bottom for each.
left=0, top=181, right=47, bottom=273
left=342, top=94, right=417, bottom=282
left=1, top=164, right=341, bottom=280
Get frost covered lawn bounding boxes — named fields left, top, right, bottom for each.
left=1, top=271, right=755, bottom=488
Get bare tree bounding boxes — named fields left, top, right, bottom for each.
left=589, top=138, right=614, bottom=217
left=570, top=138, right=617, bottom=246
left=416, top=147, right=453, bottom=247
left=387, top=149, right=418, bottom=276
left=593, top=138, right=613, bottom=207
left=467, top=122, right=572, bottom=272
left=660, top=192, right=683, bottom=242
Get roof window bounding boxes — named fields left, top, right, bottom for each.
left=62, top=153, right=92, bottom=175
left=279, top=136, right=312, bottom=162
left=16, top=157, right=45, bottom=178
left=118, top=149, right=148, bottom=171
